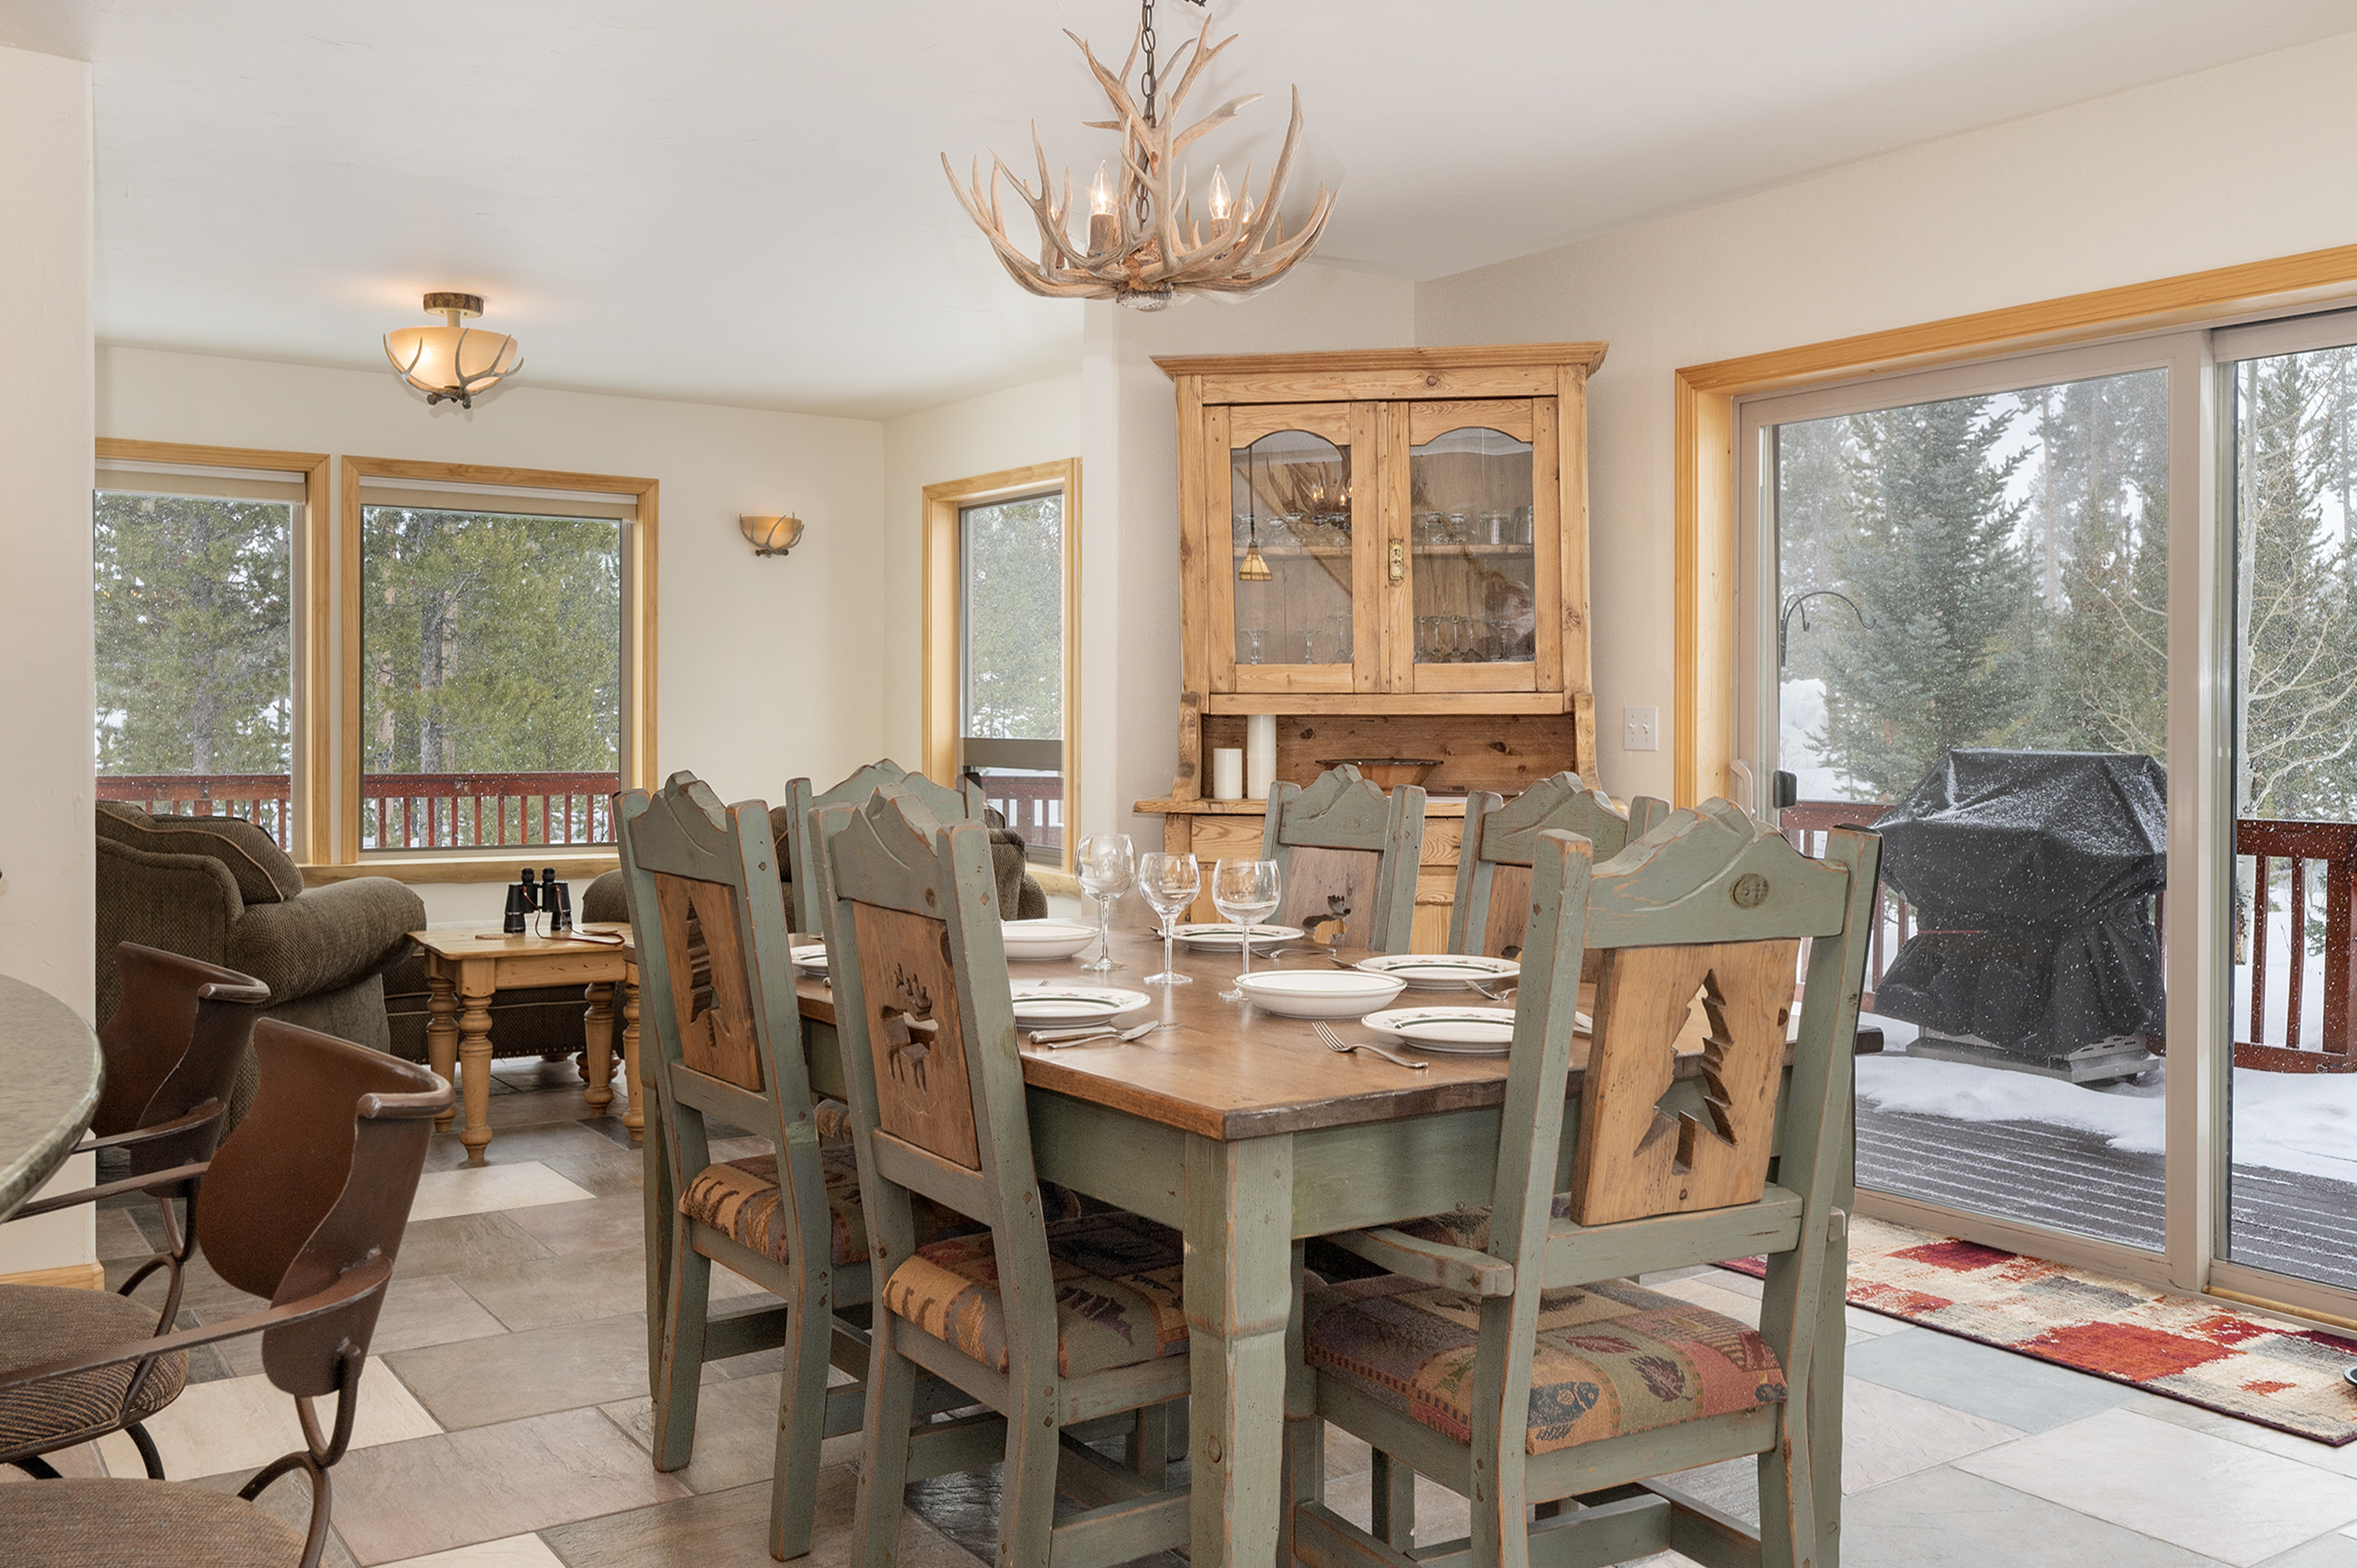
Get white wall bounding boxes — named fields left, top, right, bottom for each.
left=1079, top=264, right=1419, bottom=850
left=98, top=348, right=894, bottom=920
left=876, top=372, right=1084, bottom=768
left=1, top=46, right=95, bottom=1002
left=0, top=44, right=94, bottom=1276
left=1413, top=29, right=2357, bottom=803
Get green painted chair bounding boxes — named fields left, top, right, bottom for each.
left=1448, top=774, right=1671, bottom=960
left=618, top=771, right=1004, bottom=1562
left=1259, top=763, right=1427, bottom=952
left=1293, top=799, right=1881, bottom=1568
left=820, top=787, right=1192, bottom=1568
left=782, top=760, right=986, bottom=935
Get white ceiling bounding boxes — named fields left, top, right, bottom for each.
left=7, top=1, right=2353, bottom=420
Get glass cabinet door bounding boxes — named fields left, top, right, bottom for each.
left=1399, top=399, right=1554, bottom=693
left=1216, top=404, right=1369, bottom=693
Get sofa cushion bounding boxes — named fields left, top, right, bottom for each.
left=96, top=801, right=304, bottom=905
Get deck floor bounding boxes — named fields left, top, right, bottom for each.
left=1858, top=1101, right=2357, bottom=1292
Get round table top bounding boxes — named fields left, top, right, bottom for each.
left=0, top=973, right=104, bottom=1221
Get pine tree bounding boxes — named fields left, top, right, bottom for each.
left=94, top=492, right=292, bottom=776
left=1817, top=394, right=2036, bottom=800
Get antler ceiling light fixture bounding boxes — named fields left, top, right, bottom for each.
left=944, top=0, right=1335, bottom=311
left=384, top=292, right=524, bottom=409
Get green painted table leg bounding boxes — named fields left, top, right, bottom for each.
left=1186, top=1132, right=1296, bottom=1568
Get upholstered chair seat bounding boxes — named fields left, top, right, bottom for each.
left=0, top=1287, right=188, bottom=1457
left=14, top=1478, right=306, bottom=1565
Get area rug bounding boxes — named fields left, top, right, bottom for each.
left=1721, top=1215, right=2357, bottom=1444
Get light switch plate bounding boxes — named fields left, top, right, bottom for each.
left=1623, top=705, right=1660, bottom=752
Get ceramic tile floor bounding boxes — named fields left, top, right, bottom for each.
left=19, top=1057, right=2357, bottom=1567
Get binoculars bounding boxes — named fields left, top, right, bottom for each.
left=504, top=866, right=573, bottom=934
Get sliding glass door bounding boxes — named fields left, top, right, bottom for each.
left=1739, top=336, right=2209, bottom=1277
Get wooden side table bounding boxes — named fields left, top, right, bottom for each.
left=405, top=923, right=639, bottom=1164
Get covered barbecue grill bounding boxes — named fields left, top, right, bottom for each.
left=1871, top=748, right=2167, bottom=1060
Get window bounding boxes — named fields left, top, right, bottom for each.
left=92, top=442, right=328, bottom=858
left=922, top=461, right=1081, bottom=875
left=339, top=459, right=656, bottom=867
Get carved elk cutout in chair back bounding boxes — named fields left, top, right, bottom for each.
left=785, top=758, right=987, bottom=935
left=821, top=786, right=1193, bottom=1568
left=1260, top=763, right=1426, bottom=952
left=1447, top=774, right=1671, bottom=963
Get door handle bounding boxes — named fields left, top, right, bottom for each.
left=1388, top=541, right=1404, bottom=584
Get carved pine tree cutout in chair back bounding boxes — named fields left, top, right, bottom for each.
left=850, top=900, right=981, bottom=1171
left=1571, top=937, right=1798, bottom=1226
left=652, top=871, right=764, bottom=1092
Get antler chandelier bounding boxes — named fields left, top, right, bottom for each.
left=944, top=0, right=1335, bottom=311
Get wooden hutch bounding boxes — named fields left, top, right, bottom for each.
left=1135, top=343, right=1606, bottom=950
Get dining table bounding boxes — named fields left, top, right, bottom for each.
left=0, top=973, right=106, bottom=1222
left=636, top=926, right=1851, bottom=1568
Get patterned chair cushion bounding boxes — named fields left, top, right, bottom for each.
left=883, top=1211, right=1189, bottom=1378
left=814, top=1097, right=854, bottom=1143
left=1303, top=1274, right=1785, bottom=1456
left=679, top=1147, right=1087, bottom=1268
left=1389, top=1192, right=1571, bottom=1253
left=11, top=1477, right=304, bottom=1566
left=0, top=1284, right=188, bottom=1458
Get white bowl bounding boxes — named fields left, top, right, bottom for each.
left=1233, top=968, right=1408, bottom=1020
left=999, top=920, right=1100, bottom=962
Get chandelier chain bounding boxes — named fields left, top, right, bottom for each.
left=1136, top=0, right=1159, bottom=226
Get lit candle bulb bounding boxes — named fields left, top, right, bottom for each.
left=1208, top=164, right=1232, bottom=223
left=1087, top=159, right=1116, bottom=257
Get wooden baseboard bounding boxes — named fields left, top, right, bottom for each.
left=0, top=1260, right=106, bottom=1290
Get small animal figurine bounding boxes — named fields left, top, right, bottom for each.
left=1303, top=894, right=1353, bottom=946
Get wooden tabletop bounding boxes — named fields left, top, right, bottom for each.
left=791, top=928, right=1713, bottom=1144
left=407, top=923, right=632, bottom=962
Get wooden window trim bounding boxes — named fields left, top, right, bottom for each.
left=94, top=439, right=334, bottom=863
left=334, top=456, right=659, bottom=876
left=1673, top=241, right=2357, bottom=806
left=921, top=458, right=1082, bottom=879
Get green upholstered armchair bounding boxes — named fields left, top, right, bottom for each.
left=94, top=803, right=425, bottom=1122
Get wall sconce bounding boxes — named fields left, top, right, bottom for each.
left=741, top=515, right=805, bottom=558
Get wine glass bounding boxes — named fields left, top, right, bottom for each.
left=1074, top=833, right=1134, bottom=973
left=1211, top=858, right=1282, bottom=1002
left=1136, top=853, right=1201, bottom=986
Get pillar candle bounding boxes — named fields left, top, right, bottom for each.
left=1246, top=714, right=1278, bottom=800
left=1211, top=748, right=1244, bottom=801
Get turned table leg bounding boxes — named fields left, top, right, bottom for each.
left=583, top=981, right=616, bottom=1113
left=458, top=963, right=496, bottom=1165
left=426, top=973, right=459, bottom=1133
left=621, top=970, right=644, bottom=1144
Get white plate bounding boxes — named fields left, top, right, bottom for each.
left=1232, top=969, right=1407, bottom=1020
left=1353, top=953, right=1521, bottom=991
left=1008, top=985, right=1153, bottom=1023
left=789, top=944, right=829, bottom=975
left=1172, top=923, right=1303, bottom=951
left=1362, top=1006, right=1518, bottom=1054
left=999, top=920, right=1100, bottom=961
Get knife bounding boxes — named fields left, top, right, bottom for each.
left=1029, top=1018, right=1171, bottom=1048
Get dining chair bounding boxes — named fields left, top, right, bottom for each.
left=1448, top=775, right=1671, bottom=960
left=820, top=786, right=1193, bottom=1568
left=782, top=759, right=986, bottom=935
left=0, top=943, right=270, bottom=1479
left=1260, top=763, right=1427, bottom=952
left=1293, top=799, right=1881, bottom=1568
left=619, top=770, right=1017, bottom=1562
left=3, top=1018, right=449, bottom=1567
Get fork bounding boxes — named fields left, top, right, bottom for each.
left=1468, top=979, right=1517, bottom=1002
left=1311, top=1021, right=1428, bottom=1070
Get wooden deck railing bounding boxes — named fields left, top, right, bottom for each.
left=1778, top=801, right=1898, bottom=1013
left=96, top=770, right=623, bottom=853
left=363, top=772, right=620, bottom=850
left=98, top=773, right=294, bottom=848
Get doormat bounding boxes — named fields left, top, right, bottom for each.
left=1721, top=1215, right=2357, bottom=1444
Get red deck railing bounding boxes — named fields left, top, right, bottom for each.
left=96, top=770, right=622, bottom=853
left=974, top=775, right=1065, bottom=854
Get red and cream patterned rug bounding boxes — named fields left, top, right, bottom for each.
left=1723, top=1215, right=2357, bottom=1444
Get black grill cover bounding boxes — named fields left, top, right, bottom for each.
left=1870, top=749, right=2166, bottom=1056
